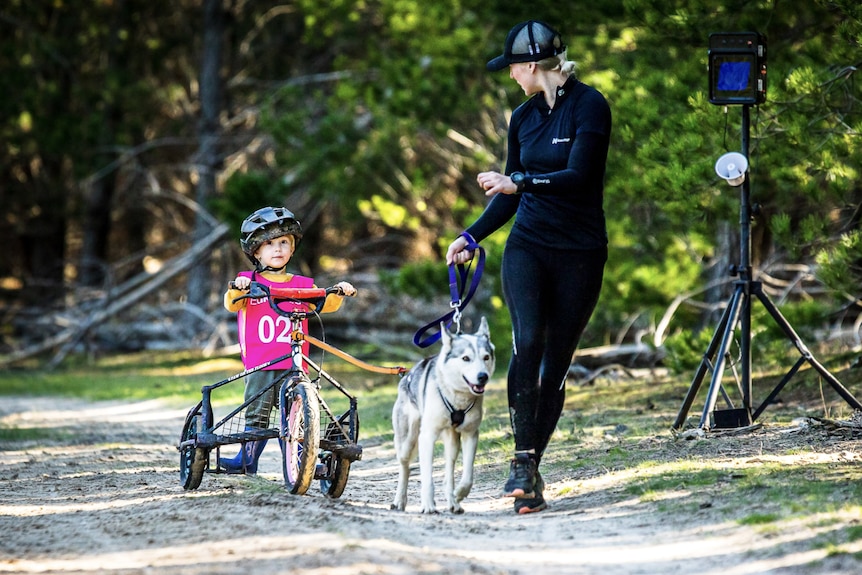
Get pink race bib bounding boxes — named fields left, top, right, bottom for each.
left=236, top=272, right=313, bottom=370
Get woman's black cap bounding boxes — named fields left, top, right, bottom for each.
left=487, top=20, right=566, bottom=72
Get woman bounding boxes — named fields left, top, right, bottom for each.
left=446, top=20, right=611, bottom=514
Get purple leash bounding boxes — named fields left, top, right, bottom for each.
left=413, top=232, right=486, bottom=348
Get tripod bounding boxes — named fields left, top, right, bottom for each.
left=672, top=105, right=862, bottom=431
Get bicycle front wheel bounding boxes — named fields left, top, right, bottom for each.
left=280, top=378, right=320, bottom=494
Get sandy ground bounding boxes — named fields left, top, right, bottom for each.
left=1, top=395, right=862, bottom=575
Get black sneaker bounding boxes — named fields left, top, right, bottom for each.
left=502, top=454, right=536, bottom=498
left=514, top=471, right=548, bottom=515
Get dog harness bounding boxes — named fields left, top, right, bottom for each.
left=437, top=385, right=475, bottom=427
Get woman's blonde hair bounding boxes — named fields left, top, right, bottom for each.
left=536, top=49, right=577, bottom=77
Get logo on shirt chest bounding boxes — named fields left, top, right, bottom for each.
left=552, top=137, right=572, bottom=145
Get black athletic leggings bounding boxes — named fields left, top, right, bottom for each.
left=501, top=239, right=607, bottom=461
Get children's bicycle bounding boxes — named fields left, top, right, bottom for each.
left=177, top=281, right=405, bottom=497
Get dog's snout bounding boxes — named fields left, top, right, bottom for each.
left=477, top=373, right=489, bottom=386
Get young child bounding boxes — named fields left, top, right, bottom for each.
left=219, top=206, right=356, bottom=474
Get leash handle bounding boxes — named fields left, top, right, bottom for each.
left=413, top=232, right=485, bottom=348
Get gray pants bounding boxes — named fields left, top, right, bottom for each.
left=244, top=370, right=282, bottom=429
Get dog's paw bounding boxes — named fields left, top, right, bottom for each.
left=453, top=484, right=472, bottom=501
left=419, top=506, right=438, bottom=515
left=390, top=502, right=405, bottom=512
left=450, top=503, right=465, bottom=515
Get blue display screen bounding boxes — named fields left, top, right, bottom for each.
left=717, top=61, right=752, bottom=92
left=710, top=52, right=760, bottom=104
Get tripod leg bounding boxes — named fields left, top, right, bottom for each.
left=672, top=285, right=740, bottom=431
left=673, top=285, right=743, bottom=431
left=752, top=356, right=806, bottom=421
left=698, top=286, right=747, bottom=429
left=754, top=291, right=862, bottom=411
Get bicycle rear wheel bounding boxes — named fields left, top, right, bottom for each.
left=179, top=408, right=207, bottom=490
left=280, top=378, right=319, bottom=494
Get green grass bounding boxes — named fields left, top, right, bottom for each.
left=739, top=513, right=782, bottom=525
left=0, top=350, right=241, bottom=405
left=620, top=459, right=862, bottom=515
left=0, top=426, right=69, bottom=442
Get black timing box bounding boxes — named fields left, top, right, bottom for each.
left=708, top=32, right=767, bottom=106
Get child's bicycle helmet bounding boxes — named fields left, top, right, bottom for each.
left=240, top=206, right=303, bottom=266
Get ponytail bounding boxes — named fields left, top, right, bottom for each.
left=537, top=50, right=578, bottom=78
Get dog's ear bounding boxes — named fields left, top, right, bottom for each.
left=439, top=321, right=452, bottom=350
left=477, top=316, right=490, bottom=338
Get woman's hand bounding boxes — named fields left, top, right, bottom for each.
left=446, top=235, right=474, bottom=265
left=477, top=170, right=518, bottom=197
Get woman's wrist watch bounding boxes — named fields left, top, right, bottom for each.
left=510, top=172, right=526, bottom=194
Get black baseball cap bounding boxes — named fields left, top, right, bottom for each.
left=486, top=20, right=566, bottom=72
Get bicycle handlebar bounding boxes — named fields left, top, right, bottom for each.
left=266, top=285, right=329, bottom=300
left=229, top=281, right=404, bottom=375
left=230, top=281, right=351, bottom=317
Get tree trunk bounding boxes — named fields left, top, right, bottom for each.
left=78, top=0, right=128, bottom=288
left=79, top=172, right=117, bottom=287
left=187, top=0, right=223, bottom=312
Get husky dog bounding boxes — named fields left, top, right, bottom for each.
left=391, top=317, right=495, bottom=514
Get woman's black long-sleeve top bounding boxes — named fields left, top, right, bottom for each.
left=466, top=76, right=612, bottom=251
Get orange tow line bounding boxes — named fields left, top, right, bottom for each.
left=293, top=331, right=408, bottom=376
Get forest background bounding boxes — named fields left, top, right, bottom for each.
left=1, top=0, right=861, bottom=371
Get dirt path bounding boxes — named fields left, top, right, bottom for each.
left=1, top=396, right=861, bottom=575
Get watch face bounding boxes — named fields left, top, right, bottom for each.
left=511, top=172, right=525, bottom=192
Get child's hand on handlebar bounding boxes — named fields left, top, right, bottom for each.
left=333, top=281, right=357, bottom=297
left=231, top=276, right=252, bottom=290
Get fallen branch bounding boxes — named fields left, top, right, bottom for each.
left=569, top=363, right=635, bottom=386
left=574, top=343, right=666, bottom=369
left=805, top=414, right=862, bottom=435
left=1, top=223, right=229, bottom=369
